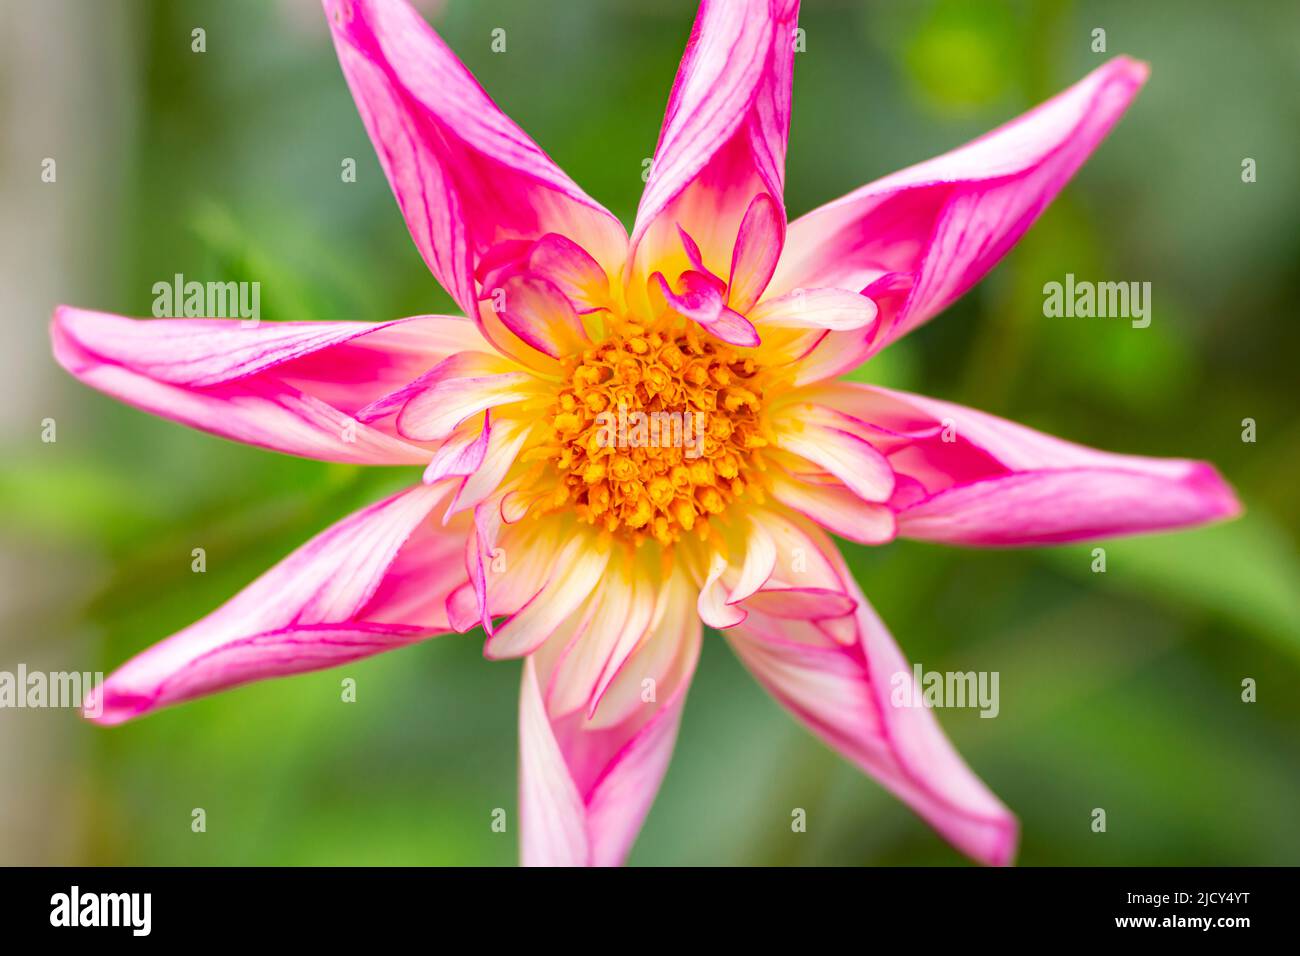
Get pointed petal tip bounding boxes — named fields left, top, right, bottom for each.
left=81, top=685, right=151, bottom=727
left=981, top=812, right=1020, bottom=867
left=49, top=304, right=73, bottom=362
left=50, top=304, right=114, bottom=379
left=50, top=301, right=96, bottom=343
left=768, top=54, right=1155, bottom=378
left=1188, top=461, right=1244, bottom=523
left=719, top=314, right=762, bottom=349
left=1110, top=54, right=1151, bottom=87
left=323, top=0, right=626, bottom=314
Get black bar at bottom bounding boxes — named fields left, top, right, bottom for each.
left=0, top=866, right=1289, bottom=940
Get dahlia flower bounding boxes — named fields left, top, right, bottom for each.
left=52, top=0, right=1239, bottom=866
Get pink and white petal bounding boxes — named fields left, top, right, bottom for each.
left=771, top=57, right=1149, bottom=382
left=727, top=590, right=1018, bottom=866
left=651, top=271, right=761, bottom=349
left=651, top=269, right=726, bottom=322
left=422, top=413, right=492, bottom=485
left=769, top=406, right=896, bottom=503
left=697, top=306, right=761, bottom=350
left=544, top=561, right=658, bottom=720
left=750, top=287, right=878, bottom=332
left=816, top=383, right=1241, bottom=545
left=444, top=578, right=482, bottom=633
left=744, top=587, right=857, bottom=622
left=483, top=533, right=612, bottom=660
left=727, top=517, right=779, bottom=605
left=697, top=550, right=748, bottom=629
left=323, top=0, right=627, bottom=317
left=728, top=193, right=786, bottom=313
left=519, top=658, right=589, bottom=866
left=715, top=507, right=859, bottom=633
left=496, top=274, right=591, bottom=360
left=583, top=575, right=700, bottom=731
left=466, top=505, right=577, bottom=635
left=520, top=576, right=701, bottom=866
left=523, top=234, right=614, bottom=314
left=276, top=314, right=494, bottom=410
left=518, top=651, right=693, bottom=867
left=83, top=483, right=468, bottom=726
left=898, top=468, right=1242, bottom=546
left=51, top=307, right=470, bottom=464
left=442, top=416, right=534, bottom=518
left=755, top=507, right=850, bottom=592
left=584, top=567, right=679, bottom=722
left=677, top=223, right=720, bottom=279
left=767, top=470, right=897, bottom=545
left=362, top=352, right=540, bottom=443
left=629, top=0, right=799, bottom=297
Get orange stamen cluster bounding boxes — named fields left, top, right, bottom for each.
left=544, top=324, right=766, bottom=546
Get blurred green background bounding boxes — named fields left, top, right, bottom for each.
left=1, top=0, right=1297, bottom=865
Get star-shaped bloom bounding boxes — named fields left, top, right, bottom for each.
left=53, top=0, right=1239, bottom=866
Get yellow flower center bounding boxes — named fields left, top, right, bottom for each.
left=545, top=323, right=767, bottom=546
